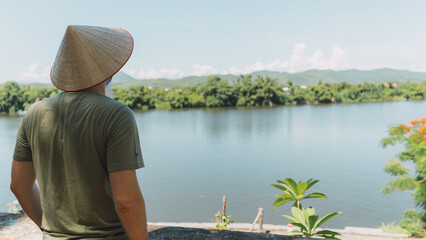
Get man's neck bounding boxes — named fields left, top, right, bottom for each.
left=89, top=83, right=105, bottom=95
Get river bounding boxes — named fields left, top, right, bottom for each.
left=0, top=100, right=424, bottom=228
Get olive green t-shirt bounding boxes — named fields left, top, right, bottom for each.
left=13, top=90, right=144, bottom=239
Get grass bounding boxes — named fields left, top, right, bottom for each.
left=379, top=222, right=407, bottom=234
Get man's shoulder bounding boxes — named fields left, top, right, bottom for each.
left=26, top=91, right=131, bottom=117
left=24, top=94, right=58, bottom=114
left=88, top=93, right=131, bottom=114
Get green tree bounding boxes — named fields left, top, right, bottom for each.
left=0, top=81, right=23, bottom=113
left=167, top=90, right=189, bottom=108
left=381, top=117, right=426, bottom=236
left=292, top=87, right=313, bottom=104
left=234, top=74, right=256, bottom=106
left=252, top=76, right=285, bottom=106
left=312, top=84, right=333, bottom=103
left=203, top=76, right=235, bottom=107
left=1, top=80, right=425, bottom=113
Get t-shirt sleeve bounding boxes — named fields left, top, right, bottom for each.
left=13, top=118, right=33, bottom=162
left=106, top=106, right=144, bottom=172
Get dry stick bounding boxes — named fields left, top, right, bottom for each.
left=259, top=208, right=263, bottom=231
left=249, top=208, right=262, bottom=232
left=222, top=195, right=226, bottom=218
left=216, top=211, right=220, bottom=223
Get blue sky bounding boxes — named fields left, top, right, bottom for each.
left=1, top=0, right=426, bottom=83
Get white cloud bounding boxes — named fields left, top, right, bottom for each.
left=223, top=43, right=349, bottom=75
left=191, top=64, right=218, bottom=76
left=128, top=64, right=219, bottom=79
left=290, top=43, right=309, bottom=72
left=17, top=62, right=50, bottom=83
left=124, top=43, right=426, bottom=80
left=136, top=68, right=185, bottom=79
left=288, top=44, right=348, bottom=72
left=310, top=50, right=326, bottom=69
left=267, top=59, right=290, bottom=72
left=408, top=64, right=426, bottom=72
left=328, top=46, right=347, bottom=69
left=223, top=62, right=269, bottom=75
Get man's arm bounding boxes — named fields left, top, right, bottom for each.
left=109, top=169, right=148, bottom=240
left=10, top=160, right=42, bottom=228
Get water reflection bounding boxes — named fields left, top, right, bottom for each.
left=0, top=101, right=425, bottom=228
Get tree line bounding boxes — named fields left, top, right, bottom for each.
left=111, top=75, right=426, bottom=110
left=0, top=75, right=425, bottom=114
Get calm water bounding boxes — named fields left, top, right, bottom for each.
left=0, top=101, right=424, bottom=228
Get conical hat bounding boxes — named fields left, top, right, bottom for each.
left=51, top=25, right=133, bottom=91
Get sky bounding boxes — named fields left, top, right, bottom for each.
left=1, top=0, right=426, bottom=84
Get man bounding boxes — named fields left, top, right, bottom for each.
left=10, top=25, right=148, bottom=239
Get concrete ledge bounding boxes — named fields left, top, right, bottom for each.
left=149, top=222, right=410, bottom=239
left=149, top=222, right=288, bottom=231
left=148, top=227, right=310, bottom=240
left=342, top=227, right=409, bottom=238
left=0, top=214, right=411, bottom=240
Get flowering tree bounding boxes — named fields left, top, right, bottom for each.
left=381, top=117, right=426, bottom=236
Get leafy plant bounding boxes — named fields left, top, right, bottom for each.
left=381, top=117, right=426, bottom=236
left=400, top=209, right=426, bottom=237
left=379, top=222, right=407, bottom=234
left=214, top=213, right=234, bottom=230
left=271, top=178, right=327, bottom=210
left=283, top=206, right=341, bottom=239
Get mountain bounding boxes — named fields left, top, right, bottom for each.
left=9, top=68, right=426, bottom=89
left=112, top=68, right=426, bottom=88
left=112, top=71, right=137, bottom=83
left=111, top=73, right=238, bottom=88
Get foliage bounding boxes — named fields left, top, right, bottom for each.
left=312, top=83, right=334, bottom=103
left=283, top=206, right=341, bottom=239
left=0, top=82, right=59, bottom=114
left=381, top=117, right=426, bottom=236
left=203, top=76, right=235, bottom=107
left=271, top=178, right=341, bottom=239
left=379, top=222, right=407, bottom=234
left=214, top=213, right=234, bottom=230
left=400, top=209, right=426, bottom=237
left=1, top=78, right=426, bottom=114
left=271, top=178, right=327, bottom=210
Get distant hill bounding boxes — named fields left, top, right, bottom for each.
left=112, top=68, right=426, bottom=88
left=111, top=73, right=238, bottom=88
left=113, top=71, right=137, bottom=83
left=8, top=68, right=426, bottom=89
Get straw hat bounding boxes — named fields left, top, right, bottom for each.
left=51, top=25, right=133, bottom=91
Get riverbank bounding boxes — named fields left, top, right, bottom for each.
left=0, top=213, right=412, bottom=240
left=1, top=78, right=425, bottom=114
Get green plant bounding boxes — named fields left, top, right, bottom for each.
left=400, top=209, right=426, bottom=237
left=379, top=222, right=407, bottom=234
left=271, top=178, right=327, bottom=210
left=214, top=213, right=233, bottom=230
left=381, top=117, right=426, bottom=236
left=283, top=206, right=341, bottom=239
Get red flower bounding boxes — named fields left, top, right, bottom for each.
left=404, top=128, right=409, bottom=133
left=420, top=125, right=426, bottom=134
left=410, top=119, right=418, bottom=124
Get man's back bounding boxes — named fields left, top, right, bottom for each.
left=14, top=90, right=144, bottom=239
